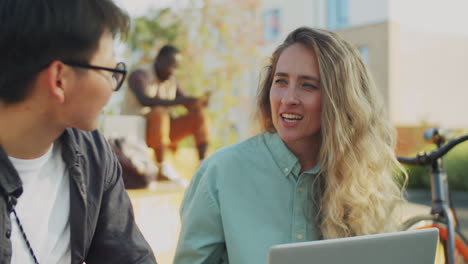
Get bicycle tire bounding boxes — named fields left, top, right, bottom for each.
left=402, top=215, right=468, bottom=264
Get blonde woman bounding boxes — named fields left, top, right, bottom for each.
left=174, top=27, right=406, bottom=264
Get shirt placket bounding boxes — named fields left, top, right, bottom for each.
left=291, top=174, right=309, bottom=242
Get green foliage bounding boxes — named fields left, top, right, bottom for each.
left=402, top=140, right=468, bottom=191
left=126, top=8, right=184, bottom=66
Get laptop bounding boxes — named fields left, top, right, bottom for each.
left=268, top=228, right=439, bottom=264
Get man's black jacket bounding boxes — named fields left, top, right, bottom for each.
left=0, top=128, right=157, bottom=263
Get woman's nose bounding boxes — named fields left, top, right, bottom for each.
left=281, top=86, right=300, bottom=106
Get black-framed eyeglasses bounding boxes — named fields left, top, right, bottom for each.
left=62, top=61, right=127, bottom=91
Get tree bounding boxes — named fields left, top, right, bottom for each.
left=125, top=0, right=263, bottom=149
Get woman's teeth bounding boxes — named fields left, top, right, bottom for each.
left=281, top=113, right=303, bottom=122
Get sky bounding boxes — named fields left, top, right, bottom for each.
left=114, top=0, right=192, bottom=17
left=114, top=0, right=170, bottom=16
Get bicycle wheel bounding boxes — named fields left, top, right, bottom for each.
left=403, top=215, right=468, bottom=264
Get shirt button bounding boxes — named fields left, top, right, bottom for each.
left=284, top=168, right=289, bottom=173
left=298, top=187, right=304, bottom=193
left=5, top=230, right=11, bottom=238
left=297, top=234, right=303, bottom=240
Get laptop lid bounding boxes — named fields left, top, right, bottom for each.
left=268, top=228, right=439, bottom=264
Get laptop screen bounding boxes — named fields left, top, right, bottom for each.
left=268, top=228, right=438, bottom=264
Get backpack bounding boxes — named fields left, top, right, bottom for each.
left=108, top=137, right=158, bottom=189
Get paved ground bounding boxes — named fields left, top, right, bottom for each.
left=405, top=189, right=468, bottom=238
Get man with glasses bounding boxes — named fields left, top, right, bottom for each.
left=0, top=0, right=157, bottom=263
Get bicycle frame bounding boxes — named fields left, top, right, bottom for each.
left=431, top=156, right=457, bottom=264
left=398, top=129, right=468, bottom=264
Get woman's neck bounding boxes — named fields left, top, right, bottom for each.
left=284, top=135, right=321, bottom=173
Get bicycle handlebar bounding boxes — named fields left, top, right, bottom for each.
left=397, top=134, right=468, bottom=166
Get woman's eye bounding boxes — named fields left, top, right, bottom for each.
left=303, top=83, right=318, bottom=89
left=274, top=79, right=287, bottom=85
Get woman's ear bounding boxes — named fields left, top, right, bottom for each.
left=45, top=61, right=67, bottom=103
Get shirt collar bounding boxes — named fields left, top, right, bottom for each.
left=263, top=132, right=320, bottom=178
left=60, top=128, right=80, bottom=162
left=0, top=145, right=23, bottom=197
left=0, top=128, right=82, bottom=197
left=303, top=163, right=320, bottom=175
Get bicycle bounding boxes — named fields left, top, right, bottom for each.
left=398, top=128, right=468, bottom=264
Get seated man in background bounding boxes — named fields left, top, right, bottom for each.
left=0, top=0, right=157, bottom=263
left=123, top=45, right=210, bottom=182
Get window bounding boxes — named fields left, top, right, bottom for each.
left=327, top=0, right=349, bottom=30
left=263, top=9, right=281, bottom=43
left=359, top=46, right=369, bottom=66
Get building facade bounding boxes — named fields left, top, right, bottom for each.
left=253, top=0, right=468, bottom=130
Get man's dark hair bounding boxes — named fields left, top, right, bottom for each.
left=0, top=0, right=130, bottom=103
left=153, top=45, right=180, bottom=81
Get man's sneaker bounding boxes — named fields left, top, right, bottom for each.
left=157, top=162, right=188, bottom=187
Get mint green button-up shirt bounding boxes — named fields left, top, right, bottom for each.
left=174, top=133, right=321, bottom=264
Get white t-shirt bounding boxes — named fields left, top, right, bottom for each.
left=9, top=142, right=71, bottom=264
left=121, top=64, right=178, bottom=116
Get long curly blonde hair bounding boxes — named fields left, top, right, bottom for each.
left=257, top=27, right=407, bottom=238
